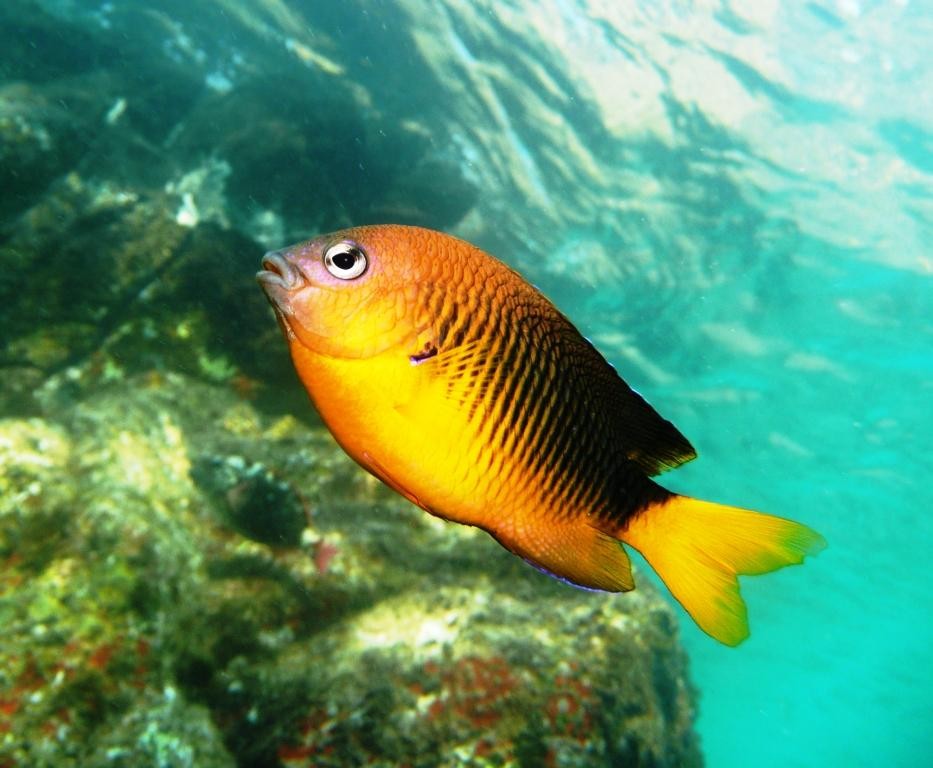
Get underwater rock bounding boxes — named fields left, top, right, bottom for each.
left=0, top=374, right=365, bottom=763
left=250, top=582, right=702, bottom=768
left=171, top=75, right=477, bottom=237
left=0, top=399, right=202, bottom=766
left=0, top=372, right=701, bottom=766
left=0, top=175, right=299, bottom=415
left=0, top=176, right=191, bottom=374
left=0, top=81, right=92, bottom=220
left=0, top=366, right=47, bottom=418
left=86, top=688, right=235, bottom=768
left=0, top=417, right=73, bottom=566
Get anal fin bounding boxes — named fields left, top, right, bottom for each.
left=492, top=518, right=635, bottom=593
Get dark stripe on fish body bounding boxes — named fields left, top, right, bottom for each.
left=539, top=369, right=577, bottom=505
left=439, top=281, right=671, bottom=530
left=569, top=361, right=656, bottom=521
left=569, top=363, right=609, bottom=511
left=528, top=356, right=580, bottom=517
left=560, top=424, right=594, bottom=514
left=484, top=329, right=528, bottom=459
left=523, top=348, right=561, bottom=478
left=493, top=329, right=549, bottom=497
left=471, top=350, right=508, bottom=477
left=467, top=300, right=504, bottom=424
left=443, top=293, right=472, bottom=350
left=435, top=289, right=456, bottom=349
left=444, top=287, right=471, bottom=343
left=497, top=354, right=542, bottom=502
left=528, top=345, right=574, bottom=497
left=473, top=333, right=506, bottom=429
left=515, top=325, right=623, bottom=523
left=550, top=375, right=601, bottom=519
left=496, top=302, right=538, bottom=426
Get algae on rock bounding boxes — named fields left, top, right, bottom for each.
left=0, top=373, right=701, bottom=767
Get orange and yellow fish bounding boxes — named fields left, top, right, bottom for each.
left=257, top=225, right=825, bottom=646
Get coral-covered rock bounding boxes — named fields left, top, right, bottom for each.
left=0, top=374, right=700, bottom=766
left=0, top=175, right=300, bottom=415
left=0, top=417, right=73, bottom=569
left=87, top=688, right=235, bottom=768
left=260, top=584, right=700, bottom=768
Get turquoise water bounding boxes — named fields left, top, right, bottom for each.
left=468, top=4, right=933, bottom=764
left=434, top=3, right=933, bottom=758
left=3, top=0, right=931, bottom=765
left=549, top=6, right=933, bottom=767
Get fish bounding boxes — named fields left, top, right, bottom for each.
left=257, top=224, right=825, bottom=646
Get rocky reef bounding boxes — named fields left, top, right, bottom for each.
left=0, top=1, right=706, bottom=765
left=0, top=374, right=701, bottom=767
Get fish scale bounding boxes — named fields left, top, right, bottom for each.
left=258, top=223, right=825, bottom=646
left=433, top=291, right=589, bottom=522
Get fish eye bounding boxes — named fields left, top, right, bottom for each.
left=323, top=241, right=368, bottom=280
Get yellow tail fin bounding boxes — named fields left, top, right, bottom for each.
left=620, top=495, right=826, bottom=646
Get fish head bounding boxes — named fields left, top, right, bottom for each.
left=256, top=225, right=437, bottom=360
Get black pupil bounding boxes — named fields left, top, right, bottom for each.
left=332, top=249, right=358, bottom=271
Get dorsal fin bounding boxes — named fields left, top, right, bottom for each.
left=569, top=330, right=697, bottom=474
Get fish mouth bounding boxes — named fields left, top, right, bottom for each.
left=257, top=250, right=302, bottom=292
left=257, top=250, right=304, bottom=340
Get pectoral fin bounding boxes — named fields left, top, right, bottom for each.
left=361, top=450, right=428, bottom=512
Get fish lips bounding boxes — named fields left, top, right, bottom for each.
left=258, top=248, right=305, bottom=301
left=257, top=250, right=304, bottom=335
left=258, top=249, right=302, bottom=290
